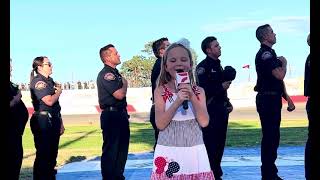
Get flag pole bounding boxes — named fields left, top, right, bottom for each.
left=242, top=64, right=250, bottom=82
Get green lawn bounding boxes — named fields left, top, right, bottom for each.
left=20, top=119, right=308, bottom=179
left=227, top=119, right=308, bottom=146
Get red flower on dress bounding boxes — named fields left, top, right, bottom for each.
left=192, top=85, right=200, bottom=100
left=161, top=85, right=174, bottom=103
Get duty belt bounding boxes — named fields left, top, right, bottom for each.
left=33, top=111, right=52, bottom=118
left=102, top=106, right=124, bottom=112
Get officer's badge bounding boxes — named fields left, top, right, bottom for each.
left=35, top=81, right=47, bottom=90
left=196, top=67, right=205, bottom=75
left=261, top=51, right=273, bottom=60
left=104, top=73, right=116, bottom=81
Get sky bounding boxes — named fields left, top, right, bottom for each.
left=10, top=0, right=310, bottom=85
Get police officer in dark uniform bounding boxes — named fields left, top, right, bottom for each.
left=97, top=44, right=130, bottom=180
left=196, top=36, right=233, bottom=180
left=29, top=56, right=64, bottom=180
left=8, top=59, right=29, bottom=180
left=254, top=24, right=296, bottom=180
left=304, top=34, right=320, bottom=180
left=150, top=37, right=170, bottom=149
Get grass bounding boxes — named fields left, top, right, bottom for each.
left=19, top=119, right=308, bottom=179
left=226, top=119, right=308, bottom=146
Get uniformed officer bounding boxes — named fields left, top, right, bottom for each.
left=196, top=36, right=233, bottom=180
left=254, top=24, right=296, bottom=180
left=97, top=44, right=130, bottom=180
left=29, top=56, right=64, bottom=180
left=304, top=34, right=319, bottom=180
left=150, top=37, right=170, bottom=149
left=8, top=59, right=29, bottom=180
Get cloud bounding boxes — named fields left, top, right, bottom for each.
left=201, top=16, right=310, bottom=34
left=270, top=16, right=310, bottom=33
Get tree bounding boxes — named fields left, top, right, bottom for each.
left=120, top=40, right=198, bottom=87
left=120, top=55, right=155, bottom=87
left=190, top=48, right=198, bottom=65
left=141, top=41, right=154, bottom=57
left=141, top=40, right=198, bottom=64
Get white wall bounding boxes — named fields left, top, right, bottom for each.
left=21, top=78, right=303, bottom=115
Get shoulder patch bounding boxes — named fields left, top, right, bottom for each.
left=35, top=81, right=47, bottom=90
left=261, top=51, right=273, bottom=60
left=196, top=67, right=205, bottom=75
left=104, top=72, right=116, bottom=81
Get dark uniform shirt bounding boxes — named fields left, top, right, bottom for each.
left=9, top=81, right=29, bottom=134
left=9, top=82, right=25, bottom=110
left=254, top=44, right=283, bottom=93
left=304, top=54, right=310, bottom=97
left=97, top=64, right=127, bottom=109
left=196, top=56, right=229, bottom=104
left=9, top=82, right=19, bottom=101
left=151, top=58, right=161, bottom=103
left=30, top=74, right=61, bottom=114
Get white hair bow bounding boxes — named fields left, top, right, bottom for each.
left=176, top=38, right=190, bottom=49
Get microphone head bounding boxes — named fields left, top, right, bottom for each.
left=176, top=71, right=190, bottom=85
left=176, top=69, right=190, bottom=110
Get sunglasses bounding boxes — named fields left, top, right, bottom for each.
left=42, top=62, right=52, bottom=67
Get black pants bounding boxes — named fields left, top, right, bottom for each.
left=150, top=104, right=159, bottom=150
left=202, top=102, right=229, bottom=180
left=6, top=130, right=23, bottom=180
left=100, top=109, right=130, bottom=180
left=305, top=97, right=320, bottom=180
left=7, top=104, right=29, bottom=180
left=256, top=94, right=282, bottom=179
left=30, top=113, right=61, bottom=180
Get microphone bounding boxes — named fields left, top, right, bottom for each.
left=176, top=70, right=190, bottom=110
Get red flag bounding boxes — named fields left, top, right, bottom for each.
left=242, top=64, right=250, bottom=69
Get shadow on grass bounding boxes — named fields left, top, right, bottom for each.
left=65, top=155, right=87, bottom=164
left=130, top=125, right=154, bottom=148
left=59, top=129, right=98, bottom=149
left=23, top=129, right=98, bottom=159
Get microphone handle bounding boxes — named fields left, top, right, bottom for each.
left=183, top=100, right=188, bottom=110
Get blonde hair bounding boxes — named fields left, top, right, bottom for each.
left=157, top=43, right=195, bottom=87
